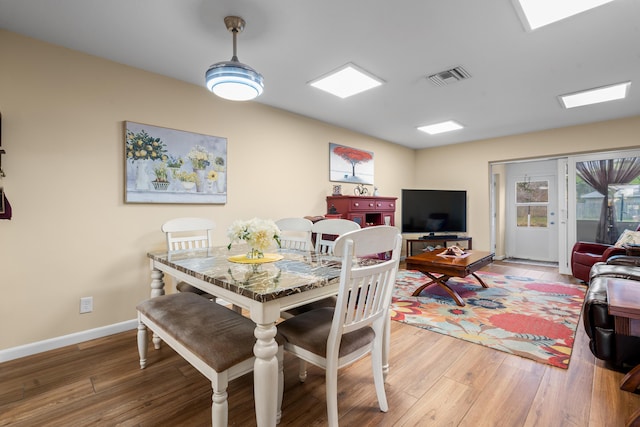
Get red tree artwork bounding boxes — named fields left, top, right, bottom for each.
left=333, top=145, right=373, bottom=178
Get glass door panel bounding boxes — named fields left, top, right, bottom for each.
left=516, top=180, right=549, bottom=228
left=575, top=157, right=640, bottom=243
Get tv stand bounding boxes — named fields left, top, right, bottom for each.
left=406, top=236, right=472, bottom=257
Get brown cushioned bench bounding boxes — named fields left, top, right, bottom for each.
left=136, top=292, right=284, bottom=426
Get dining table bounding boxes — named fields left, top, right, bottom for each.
left=146, top=245, right=387, bottom=427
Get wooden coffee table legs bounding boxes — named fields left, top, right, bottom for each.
left=411, top=272, right=489, bottom=306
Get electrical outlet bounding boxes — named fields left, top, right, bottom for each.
left=80, top=296, right=93, bottom=314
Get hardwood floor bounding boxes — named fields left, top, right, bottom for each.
left=1, top=261, right=639, bottom=426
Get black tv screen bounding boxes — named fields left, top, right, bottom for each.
left=401, top=189, right=467, bottom=234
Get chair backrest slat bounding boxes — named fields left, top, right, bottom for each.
left=311, top=219, right=361, bottom=255
left=162, top=217, right=215, bottom=251
left=276, top=218, right=313, bottom=251
left=331, top=226, right=402, bottom=337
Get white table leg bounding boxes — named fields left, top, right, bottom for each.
left=253, top=321, right=279, bottom=427
left=149, top=264, right=165, bottom=348
left=150, top=267, right=165, bottom=298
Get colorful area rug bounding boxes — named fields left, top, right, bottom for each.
left=390, top=270, right=586, bottom=369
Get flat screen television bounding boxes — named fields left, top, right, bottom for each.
left=401, top=189, right=467, bottom=235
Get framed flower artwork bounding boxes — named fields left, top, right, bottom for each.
left=329, top=143, right=374, bottom=185
left=125, top=121, right=227, bottom=204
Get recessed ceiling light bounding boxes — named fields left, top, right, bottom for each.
left=513, top=0, right=615, bottom=31
left=559, top=82, right=631, bottom=109
left=309, top=63, right=383, bottom=99
left=417, top=121, right=464, bottom=135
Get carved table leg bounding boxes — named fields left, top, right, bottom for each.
left=253, top=321, right=279, bottom=427
left=149, top=266, right=165, bottom=349
left=150, top=268, right=165, bottom=298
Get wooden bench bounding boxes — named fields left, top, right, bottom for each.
left=136, top=292, right=283, bottom=426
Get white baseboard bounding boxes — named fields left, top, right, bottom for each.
left=0, top=319, right=137, bottom=363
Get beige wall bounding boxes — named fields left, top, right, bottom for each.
left=0, top=31, right=415, bottom=349
left=414, top=117, right=640, bottom=252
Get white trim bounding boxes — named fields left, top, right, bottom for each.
left=0, top=319, right=137, bottom=363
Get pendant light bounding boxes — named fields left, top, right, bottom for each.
left=205, top=16, right=264, bottom=101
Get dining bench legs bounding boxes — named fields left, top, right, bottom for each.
left=136, top=292, right=284, bottom=426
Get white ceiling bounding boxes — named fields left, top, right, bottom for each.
left=1, top=0, right=639, bottom=149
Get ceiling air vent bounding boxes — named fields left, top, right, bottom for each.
left=427, top=66, right=471, bottom=86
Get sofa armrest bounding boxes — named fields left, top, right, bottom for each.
left=573, top=241, right=612, bottom=256
left=606, top=255, right=640, bottom=267
left=602, top=246, right=627, bottom=261
left=583, top=277, right=613, bottom=336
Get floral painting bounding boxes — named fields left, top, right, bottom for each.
left=329, top=143, right=374, bottom=185
left=125, top=121, right=227, bottom=204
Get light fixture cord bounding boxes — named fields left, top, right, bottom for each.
left=231, top=28, right=239, bottom=62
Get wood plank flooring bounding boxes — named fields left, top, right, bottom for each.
left=1, top=261, right=639, bottom=426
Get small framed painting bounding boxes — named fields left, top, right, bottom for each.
left=329, top=143, right=374, bottom=185
left=125, top=121, right=227, bottom=204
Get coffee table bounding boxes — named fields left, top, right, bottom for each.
left=405, top=249, right=494, bottom=306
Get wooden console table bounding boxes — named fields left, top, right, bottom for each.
left=607, top=278, right=640, bottom=427
left=326, top=195, right=396, bottom=228
left=406, top=236, right=472, bottom=257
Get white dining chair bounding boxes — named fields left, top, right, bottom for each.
left=161, top=217, right=216, bottom=298
left=281, top=219, right=361, bottom=319
left=312, top=218, right=361, bottom=255
left=277, top=226, right=402, bottom=427
left=275, top=217, right=313, bottom=251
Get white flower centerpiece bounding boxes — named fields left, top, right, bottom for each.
left=227, top=218, right=281, bottom=259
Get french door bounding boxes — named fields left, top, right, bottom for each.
left=570, top=149, right=640, bottom=246
left=505, top=160, right=559, bottom=262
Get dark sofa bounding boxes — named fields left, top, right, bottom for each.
left=583, top=256, right=640, bottom=368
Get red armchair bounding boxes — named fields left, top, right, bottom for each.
left=571, top=225, right=640, bottom=282
left=571, top=242, right=626, bottom=282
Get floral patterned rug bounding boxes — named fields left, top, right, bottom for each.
left=390, top=269, right=586, bottom=369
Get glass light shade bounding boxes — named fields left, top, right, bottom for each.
left=205, top=61, right=264, bottom=101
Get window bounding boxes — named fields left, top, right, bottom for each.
left=575, top=156, right=640, bottom=242
left=516, top=180, right=548, bottom=227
